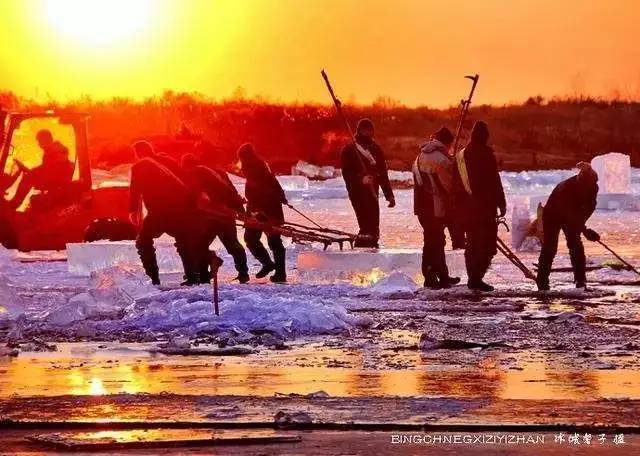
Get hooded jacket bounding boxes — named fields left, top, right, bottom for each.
left=239, top=146, right=286, bottom=223
left=413, top=139, right=453, bottom=218
left=129, top=157, right=192, bottom=215
left=454, top=122, right=506, bottom=217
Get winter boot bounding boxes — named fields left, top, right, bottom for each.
left=468, top=280, right=494, bottom=292
left=256, top=262, right=276, bottom=279
left=234, top=273, right=250, bottom=284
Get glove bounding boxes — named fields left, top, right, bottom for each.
left=387, top=197, right=396, bottom=208
left=128, top=211, right=141, bottom=227
left=583, top=228, right=600, bottom=242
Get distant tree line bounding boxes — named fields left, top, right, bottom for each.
left=2, top=90, right=639, bottom=173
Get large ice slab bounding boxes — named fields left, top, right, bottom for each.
left=291, top=160, right=340, bottom=180
left=511, top=197, right=531, bottom=249
left=296, top=248, right=465, bottom=283
left=67, top=241, right=183, bottom=276
left=591, top=153, right=631, bottom=194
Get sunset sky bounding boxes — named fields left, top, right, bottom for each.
left=1, top=0, right=639, bottom=107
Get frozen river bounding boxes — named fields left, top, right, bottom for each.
left=1, top=168, right=640, bottom=437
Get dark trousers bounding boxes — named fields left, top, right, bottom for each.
left=418, top=215, right=449, bottom=286
left=536, top=214, right=586, bottom=286
left=446, top=215, right=466, bottom=250
left=349, top=191, right=380, bottom=248
left=244, top=228, right=286, bottom=276
left=136, top=212, right=200, bottom=282
left=203, top=221, right=248, bottom=276
left=465, top=215, right=498, bottom=284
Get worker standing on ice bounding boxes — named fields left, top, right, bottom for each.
left=341, top=118, right=395, bottom=248
left=237, top=143, right=288, bottom=283
left=181, top=152, right=250, bottom=284
left=129, top=141, right=201, bottom=286
left=454, top=121, right=506, bottom=291
left=536, top=162, right=599, bottom=291
left=413, top=127, right=461, bottom=289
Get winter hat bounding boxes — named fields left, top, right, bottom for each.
left=356, top=118, right=374, bottom=134
left=433, top=127, right=454, bottom=146
left=470, top=121, right=489, bottom=145
left=132, top=140, right=155, bottom=158
left=577, top=161, right=598, bottom=184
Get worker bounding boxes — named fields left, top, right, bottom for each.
left=413, top=126, right=461, bottom=288
left=182, top=153, right=250, bottom=284
left=341, top=118, right=395, bottom=248
left=536, top=162, right=599, bottom=291
left=454, top=121, right=506, bottom=291
left=237, top=143, right=288, bottom=283
left=9, top=130, right=74, bottom=209
left=129, top=141, right=202, bottom=286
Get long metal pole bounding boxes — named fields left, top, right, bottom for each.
left=451, top=74, right=479, bottom=155
left=321, top=69, right=377, bottom=200
left=597, top=240, right=640, bottom=276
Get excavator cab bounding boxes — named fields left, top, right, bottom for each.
left=0, top=109, right=130, bottom=251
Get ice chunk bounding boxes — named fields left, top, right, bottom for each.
left=595, top=193, right=640, bottom=211
left=519, top=236, right=542, bottom=252
left=0, top=246, right=15, bottom=264
left=124, top=288, right=372, bottom=336
left=67, top=240, right=183, bottom=276
left=276, top=175, right=309, bottom=191
left=591, top=152, right=631, bottom=194
left=0, top=275, right=25, bottom=322
left=511, top=197, right=531, bottom=249
left=297, top=248, right=464, bottom=284
left=292, top=161, right=339, bottom=180
left=387, top=170, right=414, bottom=189
left=368, top=271, right=419, bottom=296
left=90, top=265, right=158, bottom=304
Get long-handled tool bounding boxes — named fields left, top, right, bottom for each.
left=497, top=218, right=537, bottom=281
left=451, top=74, right=479, bottom=155
left=597, top=239, right=640, bottom=277
left=211, top=254, right=221, bottom=316
left=199, top=207, right=358, bottom=251
left=286, top=203, right=323, bottom=230
left=321, top=69, right=377, bottom=200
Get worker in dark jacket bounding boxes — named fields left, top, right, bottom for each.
left=238, top=143, right=288, bottom=283
left=413, top=127, right=460, bottom=289
left=129, top=141, right=200, bottom=286
left=454, top=121, right=506, bottom=291
left=341, top=119, right=395, bottom=248
left=182, top=153, right=250, bottom=284
left=536, top=162, right=599, bottom=291
left=10, top=130, right=75, bottom=210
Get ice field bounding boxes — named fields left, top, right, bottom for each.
left=1, top=156, right=640, bottom=345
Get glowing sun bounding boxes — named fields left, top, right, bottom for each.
left=42, top=0, right=155, bottom=47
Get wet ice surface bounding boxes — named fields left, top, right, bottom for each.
left=1, top=171, right=640, bottom=425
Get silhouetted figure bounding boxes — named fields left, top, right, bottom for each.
left=341, top=119, right=395, bottom=248
left=129, top=141, right=201, bottom=286
left=454, top=121, right=506, bottom=291
left=238, top=143, right=288, bottom=283
left=9, top=130, right=74, bottom=210
left=413, top=127, right=460, bottom=289
left=536, top=163, right=599, bottom=291
left=182, top=153, right=250, bottom=284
